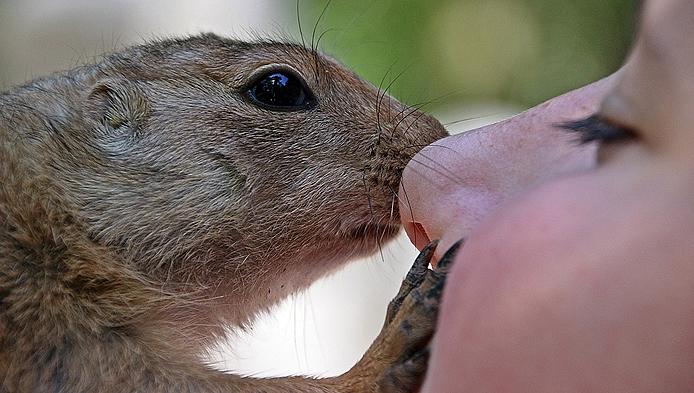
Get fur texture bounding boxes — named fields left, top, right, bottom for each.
left=0, top=33, right=448, bottom=392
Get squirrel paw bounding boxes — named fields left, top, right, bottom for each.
left=335, top=239, right=464, bottom=393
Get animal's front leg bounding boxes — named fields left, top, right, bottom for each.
left=327, top=239, right=464, bottom=393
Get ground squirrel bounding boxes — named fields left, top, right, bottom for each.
left=0, top=33, right=453, bottom=392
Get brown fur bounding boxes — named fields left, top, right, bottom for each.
left=0, top=33, right=447, bottom=392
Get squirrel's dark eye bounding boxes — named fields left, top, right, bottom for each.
left=246, top=71, right=314, bottom=110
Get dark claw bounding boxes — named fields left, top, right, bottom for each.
left=404, top=239, right=439, bottom=284
left=385, top=239, right=440, bottom=325
left=374, top=241, right=461, bottom=393
left=435, top=237, right=465, bottom=271
left=424, top=238, right=464, bottom=299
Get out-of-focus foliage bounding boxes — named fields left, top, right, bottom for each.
left=0, top=0, right=635, bottom=109
left=299, top=0, right=636, bottom=108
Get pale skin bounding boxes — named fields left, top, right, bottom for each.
left=400, top=0, right=694, bottom=391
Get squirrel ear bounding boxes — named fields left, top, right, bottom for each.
left=85, top=79, right=149, bottom=132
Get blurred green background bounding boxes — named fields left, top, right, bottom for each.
left=1, top=0, right=636, bottom=111
left=299, top=0, right=635, bottom=109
